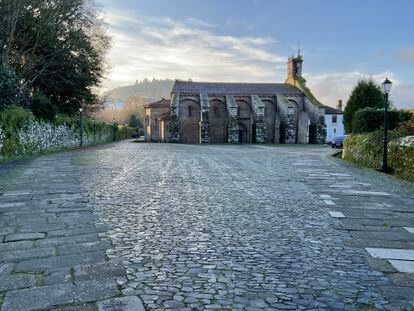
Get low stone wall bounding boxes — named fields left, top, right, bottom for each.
left=0, top=107, right=132, bottom=161
left=343, top=132, right=414, bottom=182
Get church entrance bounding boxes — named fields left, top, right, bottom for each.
left=238, top=123, right=248, bottom=144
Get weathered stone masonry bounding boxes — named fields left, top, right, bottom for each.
left=145, top=53, right=329, bottom=144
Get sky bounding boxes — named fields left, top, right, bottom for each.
left=101, top=0, right=414, bottom=108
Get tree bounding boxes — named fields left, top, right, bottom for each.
left=343, top=79, right=386, bottom=133
left=0, top=65, right=20, bottom=108
left=351, top=107, right=405, bottom=134
left=30, top=91, right=58, bottom=120
left=128, top=114, right=141, bottom=128
left=4, top=0, right=110, bottom=115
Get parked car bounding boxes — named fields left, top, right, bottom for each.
left=331, top=135, right=345, bottom=148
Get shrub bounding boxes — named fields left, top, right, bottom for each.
left=30, top=92, right=58, bottom=120
left=352, top=108, right=407, bottom=134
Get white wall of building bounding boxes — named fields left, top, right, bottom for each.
left=325, top=114, right=344, bottom=142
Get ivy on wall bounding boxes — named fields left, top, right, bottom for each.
left=0, top=107, right=130, bottom=161
left=343, top=132, right=414, bottom=183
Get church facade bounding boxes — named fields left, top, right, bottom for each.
left=145, top=53, right=327, bottom=144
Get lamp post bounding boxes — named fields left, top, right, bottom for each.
left=79, top=108, right=83, bottom=147
left=381, top=78, right=392, bottom=173
left=112, top=118, right=116, bottom=142
left=125, top=124, right=128, bottom=139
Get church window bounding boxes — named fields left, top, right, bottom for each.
left=154, top=117, right=158, bottom=127
left=332, top=115, right=337, bottom=124
left=188, top=106, right=192, bottom=117
left=237, top=106, right=241, bottom=117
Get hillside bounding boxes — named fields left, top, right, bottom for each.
left=107, top=78, right=175, bottom=103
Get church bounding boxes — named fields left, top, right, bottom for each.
left=144, top=52, right=327, bottom=144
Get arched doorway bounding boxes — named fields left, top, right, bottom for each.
left=238, top=123, right=248, bottom=144
left=209, top=100, right=228, bottom=143
left=236, top=100, right=254, bottom=143
left=179, top=100, right=200, bottom=144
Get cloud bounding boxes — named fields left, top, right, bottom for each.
left=103, top=10, right=285, bottom=88
left=307, top=71, right=414, bottom=109
left=397, top=48, right=414, bottom=61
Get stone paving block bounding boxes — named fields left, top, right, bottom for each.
left=366, top=248, right=414, bottom=261
left=1, top=279, right=119, bottom=311
left=49, top=303, right=97, bottom=311
left=43, top=268, right=72, bottom=286
left=319, top=194, right=332, bottom=199
left=57, top=241, right=112, bottom=255
left=4, top=232, right=46, bottom=242
left=73, top=261, right=125, bottom=281
left=327, top=211, right=345, bottom=218
left=342, top=190, right=391, bottom=196
left=389, top=260, right=414, bottom=273
left=0, top=273, right=37, bottom=291
left=97, top=296, right=145, bottom=311
left=389, top=273, right=414, bottom=287
left=36, top=233, right=100, bottom=247
left=15, top=251, right=106, bottom=272
left=0, top=263, right=13, bottom=277
left=354, top=232, right=414, bottom=242
left=0, top=247, right=55, bottom=262
left=404, top=227, right=414, bottom=234
left=0, top=202, right=26, bottom=208
left=323, top=200, right=336, bottom=206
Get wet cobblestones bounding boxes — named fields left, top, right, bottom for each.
left=79, top=143, right=396, bottom=310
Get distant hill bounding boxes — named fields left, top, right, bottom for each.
left=107, top=78, right=175, bottom=104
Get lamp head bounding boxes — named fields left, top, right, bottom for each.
left=382, top=78, right=392, bottom=94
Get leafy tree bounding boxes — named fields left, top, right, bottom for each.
left=343, top=79, right=386, bottom=133
left=0, top=65, right=20, bottom=108
left=3, top=0, right=110, bottom=115
left=128, top=114, right=141, bottom=128
left=30, top=91, right=58, bottom=120
left=351, top=107, right=405, bottom=134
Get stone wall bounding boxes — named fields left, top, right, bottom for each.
left=0, top=118, right=115, bottom=161
left=343, top=133, right=414, bottom=183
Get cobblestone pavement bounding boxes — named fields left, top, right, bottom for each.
left=1, top=142, right=414, bottom=310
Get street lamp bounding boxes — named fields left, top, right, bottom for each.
left=79, top=108, right=83, bottom=147
left=112, top=118, right=116, bottom=142
left=125, top=123, right=128, bottom=139
left=381, top=78, right=392, bottom=173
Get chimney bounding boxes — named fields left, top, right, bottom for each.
left=336, top=99, right=343, bottom=111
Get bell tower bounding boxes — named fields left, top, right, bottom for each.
left=285, top=48, right=303, bottom=85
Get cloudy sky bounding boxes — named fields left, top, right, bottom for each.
left=101, top=0, right=414, bottom=108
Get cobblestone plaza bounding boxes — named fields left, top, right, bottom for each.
left=0, top=142, right=413, bottom=310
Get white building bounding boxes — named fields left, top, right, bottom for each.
left=324, top=105, right=344, bottom=142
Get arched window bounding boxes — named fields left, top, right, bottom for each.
left=237, top=106, right=241, bottom=117
left=188, top=105, right=193, bottom=117
left=153, top=117, right=158, bottom=127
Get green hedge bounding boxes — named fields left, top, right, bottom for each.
left=343, top=132, right=414, bottom=183
left=351, top=107, right=408, bottom=134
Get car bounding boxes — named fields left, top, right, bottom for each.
left=331, top=135, right=345, bottom=148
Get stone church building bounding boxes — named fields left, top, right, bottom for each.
left=145, top=53, right=327, bottom=144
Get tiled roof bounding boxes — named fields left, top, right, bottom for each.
left=144, top=98, right=170, bottom=108
left=323, top=105, right=343, bottom=115
left=172, top=80, right=302, bottom=95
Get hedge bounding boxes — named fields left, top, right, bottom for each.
left=0, top=107, right=134, bottom=161
left=343, top=131, right=414, bottom=183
